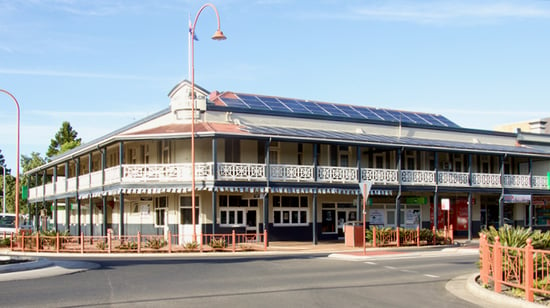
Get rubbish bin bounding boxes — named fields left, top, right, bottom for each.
left=344, top=221, right=364, bottom=248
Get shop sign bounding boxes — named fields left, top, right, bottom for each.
left=405, top=196, right=427, bottom=205
left=503, top=194, right=531, bottom=204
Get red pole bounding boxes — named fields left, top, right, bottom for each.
left=168, top=230, right=172, bottom=253
left=232, top=230, right=236, bottom=252
left=373, top=226, right=377, bottom=248
left=36, top=232, right=39, bottom=253
left=137, top=232, right=141, bottom=253
left=56, top=232, right=60, bottom=253
left=108, top=229, right=112, bottom=254
left=480, top=234, right=489, bottom=285
left=362, top=191, right=366, bottom=255
left=417, top=225, right=420, bottom=247
left=493, top=236, right=502, bottom=293
left=525, top=238, right=534, bottom=302
left=80, top=232, right=84, bottom=254
left=264, top=230, right=268, bottom=251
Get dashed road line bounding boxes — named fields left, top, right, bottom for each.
left=424, top=274, right=439, bottom=278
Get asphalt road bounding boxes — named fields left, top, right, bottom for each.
left=0, top=253, right=479, bottom=308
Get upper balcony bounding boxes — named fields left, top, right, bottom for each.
left=29, top=162, right=549, bottom=200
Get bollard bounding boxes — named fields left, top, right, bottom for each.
left=480, top=234, right=489, bottom=285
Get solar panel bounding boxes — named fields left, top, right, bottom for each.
left=256, top=96, right=292, bottom=113
left=217, top=92, right=460, bottom=128
left=238, top=94, right=271, bottom=110
left=277, top=98, right=313, bottom=114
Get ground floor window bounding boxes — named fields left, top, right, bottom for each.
left=219, top=195, right=258, bottom=228
left=273, top=195, right=308, bottom=226
left=180, top=196, right=199, bottom=225
left=154, top=196, right=167, bottom=227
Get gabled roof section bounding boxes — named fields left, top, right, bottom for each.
left=208, top=91, right=460, bottom=129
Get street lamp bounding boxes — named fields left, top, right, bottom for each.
left=189, top=3, right=227, bottom=243
left=0, top=89, right=21, bottom=232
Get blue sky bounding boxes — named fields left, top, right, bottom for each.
left=1, top=0, right=550, bottom=171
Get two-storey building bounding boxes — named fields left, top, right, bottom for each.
left=26, top=80, right=550, bottom=243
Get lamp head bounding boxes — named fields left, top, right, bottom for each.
left=211, top=29, right=227, bottom=40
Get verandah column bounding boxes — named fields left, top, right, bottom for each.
left=313, top=143, right=319, bottom=244
left=89, top=153, right=93, bottom=236
left=395, top=148, right=402, bottom=228
left=263, top=139, right=271, bottom=245
left=119, top=141, right=125, bottom=236
left=53, top=167, right=58, bottom=232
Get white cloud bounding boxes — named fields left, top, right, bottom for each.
left=353, top=1, right=550, bottom=23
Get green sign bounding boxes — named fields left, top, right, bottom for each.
left=21, top=185, right=28, bottom=200
left=405, top=196, right=428, bottom=205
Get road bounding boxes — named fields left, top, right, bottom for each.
left=0, top=252, right=479, bottom=308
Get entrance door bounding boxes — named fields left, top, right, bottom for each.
left=322, top=210, right=336, bottom=233
left=178, top=196, right=200, bottom=245
left=246, top=209, right=257, bottom=234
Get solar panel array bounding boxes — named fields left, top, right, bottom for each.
left=218, top=93, right=460, bottom=128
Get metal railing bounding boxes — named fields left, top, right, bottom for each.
left=28, top=162, right=547, bottom=200
left=479, top=234, right=550, bottom=302
left=9, top=230, right=268, bottom=254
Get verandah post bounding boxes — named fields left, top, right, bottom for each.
left=493, top=237, right=502, bottom=293
left=56, top=232, right=60, bottom=253
left=264, top=230, right=268, bottom=251
left=36, top=232, right=39, bottom=253
left=525, top=239, right=534, bottom=302
left=432, top=226, right=436, bottom=245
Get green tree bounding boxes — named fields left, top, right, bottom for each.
left=20, top=152, right=47, bottom=215
left=46, top=121, right=82, bottom=159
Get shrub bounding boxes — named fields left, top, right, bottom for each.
left=210, top=238, right=227, bottom=249
left=145, top=238, right=167, bottom=250
left=184, top=241, right=198, bottom=251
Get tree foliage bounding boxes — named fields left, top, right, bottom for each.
left=46, top=121, right=81, bottom=159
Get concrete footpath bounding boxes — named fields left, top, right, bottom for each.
left=0, top=240, right=545, bottom=307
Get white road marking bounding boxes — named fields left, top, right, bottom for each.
left=364, top=262, right=377, bottom=265
left=424, top=274, right=439, bottom=278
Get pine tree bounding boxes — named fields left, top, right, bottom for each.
left=46, top=121, right=82, bottom=159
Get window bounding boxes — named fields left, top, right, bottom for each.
left=273, top=195, right=308, bottom=225
left=154, top=196, right=167, bottom=227
left=297, top=143, right=303, bottom=165
left=269, top=141, right=279, bottom=164
left=180, top=196, right=199, bottom=225
left=162, top=141, right=170, bottom=163
left=219, top=195, right=258, bottom=226
left=225, top=139, right=240, bottom=162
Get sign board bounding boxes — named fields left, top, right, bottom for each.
left=359, top=181, right=373, bottom=201
left=441, top=198, right=450, bottom=211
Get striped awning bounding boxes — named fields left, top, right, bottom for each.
left=77, top=186, right=393, bottom=199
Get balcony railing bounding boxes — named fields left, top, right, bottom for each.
left=28, top=163, right=549, bottom=200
